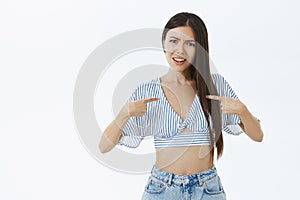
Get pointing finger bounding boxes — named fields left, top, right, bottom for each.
left=206, top=95, right=223, bottom=101
left=143, top=97, right=160, bottom=103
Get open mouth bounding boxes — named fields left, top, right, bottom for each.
left=172, top=57, right=186, bottom=64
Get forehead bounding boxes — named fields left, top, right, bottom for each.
left=166, top=26, right=195, bottom=40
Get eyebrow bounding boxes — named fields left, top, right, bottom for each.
left=170, top=36, right=180, bottom=40
left=169, top=36, right=195, bottom=42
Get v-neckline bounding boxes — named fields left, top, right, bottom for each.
left=157, top=77, right=197, bottom=122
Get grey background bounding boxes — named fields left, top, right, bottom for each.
left=0, top=0, right=299, bottom=199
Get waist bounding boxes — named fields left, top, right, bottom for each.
left=150, top=165, right=217, bottom=186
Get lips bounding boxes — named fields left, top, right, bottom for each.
left=172, top=57, right=187, bottom=65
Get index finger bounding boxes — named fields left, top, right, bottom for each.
left=143, top=97, right=160, bottom=103
left=206, top=95, right=224, bottom=101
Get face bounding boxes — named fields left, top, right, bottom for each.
left=163, top=26, right=196, bottom=72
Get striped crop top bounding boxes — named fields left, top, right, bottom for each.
left=117, top=73, right=258, bottom=148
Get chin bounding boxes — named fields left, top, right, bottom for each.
left=172, top=64, right=191, bottom=71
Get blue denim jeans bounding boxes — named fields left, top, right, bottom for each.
left=141, top=165, right=226, bottom=200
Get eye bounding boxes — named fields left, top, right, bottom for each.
left=186, top=41, right=195, bottom=47
left=169, top=39, right=177, bottom=43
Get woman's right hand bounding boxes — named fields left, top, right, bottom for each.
left=127, top=97, right=160, bottom=117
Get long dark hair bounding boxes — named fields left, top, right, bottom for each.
left=162, top=12, right=223, bottom=160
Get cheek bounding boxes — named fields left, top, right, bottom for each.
left=164, top=52, right=173, bottom=62
left=186, top=49, right=196, bottom=62
left=164, top=44, right=176, bottom=53
left=187, top=48, right=196, bottom=56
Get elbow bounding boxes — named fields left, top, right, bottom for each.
left=98, top=146, right=106, bottom=154
left=98, top=145, right=107, bottom=154
left=98, top=130, right=122, bottom=154
left=98, top=143, right=112, bottom=154
left=98, top=133, right=113, bottom=154
left=254, top=132, right=264, bottom=143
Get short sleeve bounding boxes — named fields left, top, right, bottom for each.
left=212, top=73, right=244, bottom=135
left=117, top=84, right=146, bottom=148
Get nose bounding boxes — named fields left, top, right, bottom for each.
left=175, top=42, right=185, bottom=55
left=176, top=49, right=184, bottom=55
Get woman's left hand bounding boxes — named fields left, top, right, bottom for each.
left=206, top=95, right=246, bottom=115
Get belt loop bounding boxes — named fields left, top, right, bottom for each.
left=197, top=174, right=204, bottom=187
left=167, top=173, right=172, bottom=186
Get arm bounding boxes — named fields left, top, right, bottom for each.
left=237, top=102, right=264, bottom=142
left=208, top=73, right=264, bottom=141
left=98, top=104, right=130, bottom=154
left=98, top=97, right=159, bottom=153
left=206, top=95, right=264, bottom=142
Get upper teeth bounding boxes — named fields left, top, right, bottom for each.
left=174, top=58, right=185, bottom=62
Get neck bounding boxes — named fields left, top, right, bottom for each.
left=165, top=67, right=193, bottom=84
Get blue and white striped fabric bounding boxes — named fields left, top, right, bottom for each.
left=117, top=73, right=257, bottom=149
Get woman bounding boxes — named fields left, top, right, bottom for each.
left=99, top=12, right=264, bottom=200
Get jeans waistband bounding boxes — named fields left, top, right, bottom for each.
left=150, top=165, right=218, bottom=187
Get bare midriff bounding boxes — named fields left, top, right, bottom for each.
left=154, top=128, right=214, bottom=175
